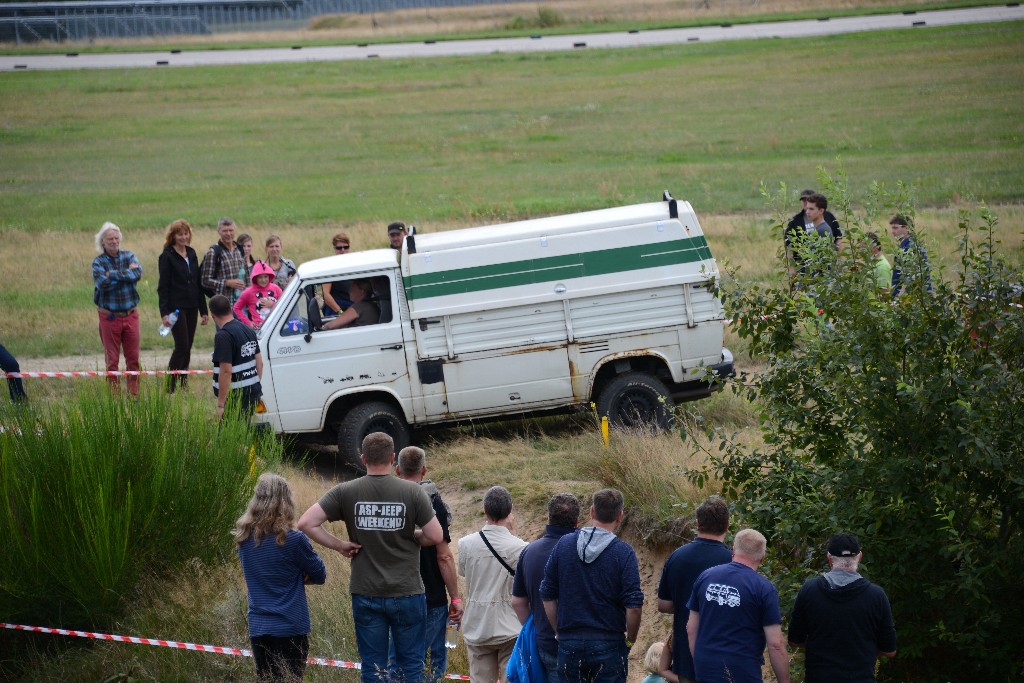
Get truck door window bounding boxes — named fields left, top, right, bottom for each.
left=318, top=276, right=392, bottom=331
left=279, top=285, right=315, bottom=337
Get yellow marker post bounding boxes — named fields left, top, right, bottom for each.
left=601, top=416, right=610, bottom=447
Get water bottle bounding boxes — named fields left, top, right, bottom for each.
left=444, top=617, right=459, bottom=649
left=158, top=309, right=179, bottom=337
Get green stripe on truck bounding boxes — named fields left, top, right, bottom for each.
left=404, top=236, right=712, bottom=300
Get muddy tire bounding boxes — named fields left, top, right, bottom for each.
left=595, top=372, right=674, bottom=432
left=337, top=401, right=410, bottom=470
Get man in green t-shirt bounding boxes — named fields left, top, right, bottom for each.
left=299, top=432, right=442, bottom=682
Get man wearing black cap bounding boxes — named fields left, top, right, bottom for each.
left=788, top=533, right=897, bottom=683
left=388, top=222, right=407, bottom=250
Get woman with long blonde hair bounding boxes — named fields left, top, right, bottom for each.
left=235, top=473, right=326, bottom=682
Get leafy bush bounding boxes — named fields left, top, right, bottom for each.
left=684, top=176, right=1024, bottom=680
left=0, top=386, right=282, bottom=628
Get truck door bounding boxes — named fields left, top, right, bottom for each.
left=265, top=272, right=411, bottom=432
left=414, top=301, right=574, bottom=418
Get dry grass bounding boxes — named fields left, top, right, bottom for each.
left=22, top=0, right=995, bottom=49
left=304, top=0, right=992, bottom=39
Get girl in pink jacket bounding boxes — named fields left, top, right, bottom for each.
left=233, top=260, right=283, bottom=328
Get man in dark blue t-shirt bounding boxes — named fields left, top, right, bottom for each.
left=657, top=496, right=733, bottom=682
left=511, top=492, right=581, bottom=683
left=686, top=528, right=789, bottom=683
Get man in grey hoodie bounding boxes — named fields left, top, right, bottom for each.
left=540, top=488, right=643, bottom=683
left=788, top=532, right=897, bottom=683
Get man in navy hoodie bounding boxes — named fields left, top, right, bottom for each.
left=541, top=488, right=643, bottom=683
left=788, top=533, right=897, bottom=682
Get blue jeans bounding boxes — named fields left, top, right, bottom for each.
left=388, top=603, right=449, bottom=683
left=539, top=647, right=561, bottom=683
left=352, top=593, right=427, bottom=683
left=556, top=639, right=629, bottom=683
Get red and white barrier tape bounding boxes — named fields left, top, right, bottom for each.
left=1, top=622, right=470, bottom=680
left=2, top=369, right=213, bottom=379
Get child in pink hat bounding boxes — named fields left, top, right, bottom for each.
left=233, top=260, right=283, bottom=328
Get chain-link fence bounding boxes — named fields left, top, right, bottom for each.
left=0, top=0, right=762, bottom=44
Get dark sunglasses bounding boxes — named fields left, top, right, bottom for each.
left=334, top=244, right=350, bottom=252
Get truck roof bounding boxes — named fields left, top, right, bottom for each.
left=402, top=199, right=717, bottom=318
left=410, top=201, right=701, bottom=253
left=295, top=249, right=399, bottom=281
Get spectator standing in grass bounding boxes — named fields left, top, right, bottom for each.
left=209, top=294, right=262, bottom=420
left=265, top=234, right=297, bottom=290
left=298, top=432, right=442, bottom=683
left=458, top=485, right=528, bottom=683
left=236, top=232, right=257, bottom=304
left=657, top=495, right=732, bottom=683
left=788, top=533, right=897, bottom=683
left=157, top=219, right=209, bottom=393
left=541, top=488, right=644, bottom=683
left=866, top=232, right=892, bottom=294
left=785, top=190, right=842, bottom=279
left=92, top=221, right=142, bottom=397
left=238, top=232, right=257, bottom=270
left=0, top=342, right=27, bottom=402
left=235, top=472, right=326, bottom=683
left=323, top=233, right=352, bottom=316
left=392, top=446, right=463, bottom=682
left=889, top=214, right=931, bottom=296
left=388, top=222, right=408, bottom=250
left=686, top=528, right=789, bottom=683
left=511, top=492, right=581, bottom=683
left=201, top=217, right=248, bottom=302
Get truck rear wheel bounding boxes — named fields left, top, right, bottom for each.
left=596, top=372, right=674, bottom=432
left=337, top=401, right=410, bottom=470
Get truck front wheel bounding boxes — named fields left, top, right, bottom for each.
left=337, top=401, right=410, bottom=469
left=596, top=372, right=674, bottom=432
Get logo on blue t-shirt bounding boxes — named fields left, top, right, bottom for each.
left=706, top=583, right=741, bottom=607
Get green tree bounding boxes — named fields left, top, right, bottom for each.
left=685, top=176, right=1024, bottom=681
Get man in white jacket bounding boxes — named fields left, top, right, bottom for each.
left=457, top=486, right=527, bottom=683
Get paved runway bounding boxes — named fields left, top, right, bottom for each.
left=2, top=4, right=1022, bottom=72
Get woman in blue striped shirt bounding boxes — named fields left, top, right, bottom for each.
left=235, top=473, right=327, bottom=682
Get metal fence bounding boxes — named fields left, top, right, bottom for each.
left=0, top=0, right=761, bottom=44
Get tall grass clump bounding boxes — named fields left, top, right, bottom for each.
left=0, top=385, right=282, bottom=629
left=594, top=428, right=722, bottom=548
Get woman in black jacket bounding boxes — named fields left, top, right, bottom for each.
left=157, top=219, right=209, bottom=392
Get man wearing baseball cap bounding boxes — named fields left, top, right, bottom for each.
left=388, top=221, right=407, bottom=250
left=788, top=533, right=897, bottom=682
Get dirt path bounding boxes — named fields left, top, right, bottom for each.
left=18, top=350, right=179, bottom=373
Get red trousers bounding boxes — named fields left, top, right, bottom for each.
left=98, top=309, right=140, bottom=396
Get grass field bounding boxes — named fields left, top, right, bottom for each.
left=1, top=19, right=1022, bottom=357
